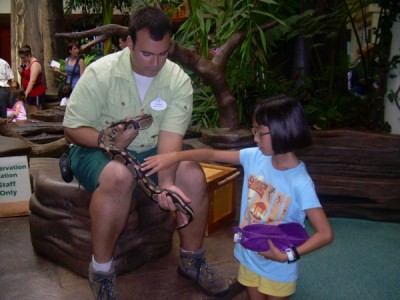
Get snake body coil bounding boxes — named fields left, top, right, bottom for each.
left=98, top=114, right=194, bottom=229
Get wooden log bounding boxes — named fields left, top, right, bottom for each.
left=30, top=106, right=66, bottom=123
left=10, top=120, right=64, bottom=136
left=296, top=130, right=400, bottom=222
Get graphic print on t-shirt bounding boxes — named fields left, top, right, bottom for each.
left=241, top=173, right=291, bottom=227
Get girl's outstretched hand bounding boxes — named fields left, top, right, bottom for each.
left=141, top=152, right=178, bottom=176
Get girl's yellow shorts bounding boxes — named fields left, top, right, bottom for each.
left=238, top=263, right=296, bottom=297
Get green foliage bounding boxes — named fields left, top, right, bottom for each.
left=338, top=0, right=400, bottom=132
left=229, top=0, right=398, bottom=132
left=175, top=0, right=291, bottom=129
left=175, top=0, right=284, bottom=64
left=62, top=0, right=399, bottom=132
left=191, top=83, right=219, bottom=130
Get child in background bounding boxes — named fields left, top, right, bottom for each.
left=6, top=80, right=19, bottom=109
left=60, top=84, right=73, bottom=106
left=7, top=88, right=27, bottom=123
left=142, top=94, right=334, bottom=300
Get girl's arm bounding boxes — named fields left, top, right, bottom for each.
left=142, top=148, right=240, bottom=176
left=297, top=207, right=334, bottom=256
left=13, top=102, right=22, bottom=119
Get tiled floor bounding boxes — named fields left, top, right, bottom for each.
left=0, top=216, right=247, bottom=300
left=1, top=138, right=247, bottom=299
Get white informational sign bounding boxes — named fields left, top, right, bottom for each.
left=0, top=156, right=31, bottom=202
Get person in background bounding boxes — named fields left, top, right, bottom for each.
left=7, top=88, right=27, bottom=123
left=0, top=57, right=14, bottom=118
left=9, top=80, right=20, bottom=92
left=63, top=6, right=229, bottom=299
left=7, top=81, right=20, bottom=111
left=348, top=44, right=377, bottom=97
left=18, top=45, right=46, bottom=114
left=59, top=84, right=72, bottom=106
left=53, top=41, right=85, bottom=89
left=143, top=94, right=334, bottom=300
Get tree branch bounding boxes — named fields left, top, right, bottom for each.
left=54, top=20, right=279, bottom=130
left=55, top=24, right=128, bottom=52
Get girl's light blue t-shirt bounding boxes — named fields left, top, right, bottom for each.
left=234, top=147, right=321, bottom=282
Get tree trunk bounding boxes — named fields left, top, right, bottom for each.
left=11, top=0, right=64, bottom=91
left=41, top=0, right=65, bottom=93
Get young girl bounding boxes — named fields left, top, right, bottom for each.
left=59, top=84, right=73, bottom=106
left=7, top=88, right=27, bottom=123
left=142, top=94, right=334, bottom=300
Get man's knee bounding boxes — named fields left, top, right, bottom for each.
left=98, top=162, right=136, bottom=192
left=177, top=161, right=206, bottom=191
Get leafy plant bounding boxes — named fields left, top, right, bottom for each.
left=59, top=0, right=400, bottom=133
left=191, top=84, right=219, bottom=130
left=174, top=0, right=290, bottom=129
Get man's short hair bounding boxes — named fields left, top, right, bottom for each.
left=128, top=6, right=172, bottom=44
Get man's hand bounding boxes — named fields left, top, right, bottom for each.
left=111, top=116, right=142, bottom=149
left=157, top=185, right=191, bottom=227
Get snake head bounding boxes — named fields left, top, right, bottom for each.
left=166, top=191, right=194, bottom=230
left=121, top=114, right=153, bottom=130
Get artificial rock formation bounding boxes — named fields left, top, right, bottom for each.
left=29, top=158, right=175, bottom=277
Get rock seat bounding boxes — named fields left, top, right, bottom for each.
left=29, top=157, right=175, bottom=277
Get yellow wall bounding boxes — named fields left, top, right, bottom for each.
left=0, top=0, right=11, bottom=14
left=348, top=4, right=380, bottom=62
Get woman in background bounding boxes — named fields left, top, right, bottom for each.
left=53, top=41, right=85, bottom=89
left=18, top=45, right=46, bottom=114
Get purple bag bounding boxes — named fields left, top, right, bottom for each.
left=233, top=222, right=309, bottom=252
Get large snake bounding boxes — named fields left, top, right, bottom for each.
left=98, top=114, right=194, bottom=229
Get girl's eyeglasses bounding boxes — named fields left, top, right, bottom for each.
left=251, top=128, right=270, bottom=138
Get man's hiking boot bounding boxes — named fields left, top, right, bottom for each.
left=88, top=262, right=118, bottom=300
left=178, top=249, right=229, bottom=297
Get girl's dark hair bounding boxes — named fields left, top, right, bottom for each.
left=128, top=6, right=172, bottom=44
left=18, top=45, right=32, bottom=56
left=61, top=84, right=73, bottom=98
left=14, top=89, right=26, bottom=101
left=253, top=94, right=312, bottom=154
